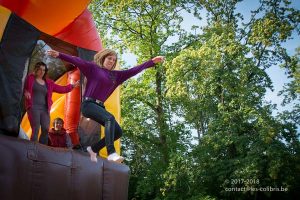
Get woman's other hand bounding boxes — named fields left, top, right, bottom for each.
left=24, top=91, right=31, bottom=99
left=46, top=50, right=59, bottom=58
left=152, top=56, right=164, bottom=64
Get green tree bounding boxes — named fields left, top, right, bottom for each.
left=279, top=47, right=300, bottom=126
left=165, top=0, right=300, bottom=199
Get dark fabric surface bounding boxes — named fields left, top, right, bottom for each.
left=0, top=13, right=40, bottom=136
left=0, top=134, right=130, bottom=200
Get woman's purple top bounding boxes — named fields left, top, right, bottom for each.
left=58, top=53, right=155, bottom=102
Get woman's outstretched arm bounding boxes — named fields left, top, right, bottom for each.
left=118, top=56, right=164, bottom=83
left=47, top=50, right=96, bottom=77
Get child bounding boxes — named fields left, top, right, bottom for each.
left=48, top=117, right=72, bottom=148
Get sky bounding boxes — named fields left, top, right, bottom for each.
left=122, top=0, right=300, bottom=114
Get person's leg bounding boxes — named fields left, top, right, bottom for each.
left=81, top=101, right=116, bottom=153
left=82, top=101, right=124, bottom=162
left=91, top=121, right=123, bottom=152
left=27, top=108, right=41, bottom=142
left=39, top=110, right=50, bottom=145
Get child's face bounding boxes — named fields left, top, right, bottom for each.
left=54, top=120, right=63, bottom=131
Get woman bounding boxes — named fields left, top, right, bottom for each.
left=47, top=49, right=164, bottom=163
left=24, top=62, right=79, bottom=144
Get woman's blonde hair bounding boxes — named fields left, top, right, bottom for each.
left=94, top=49, right=118, bottom=69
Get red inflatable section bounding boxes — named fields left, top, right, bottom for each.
left=0, top=0, right=102, bottom=51
left=55, top=9, right=102, bottom=51
left=65, top=69, right=81, bottom=145
left=0, top=0, right=29, bottom=16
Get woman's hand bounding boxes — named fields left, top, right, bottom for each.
left=24, top=91, right=31, bottom=99
left=72, top=80, right=80, bottom=89
left=152, top=56, right=165, bottom=64
left=46, top=49, right=59, bottom=58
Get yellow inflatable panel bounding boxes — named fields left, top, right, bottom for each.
left=0, top=5, right=10, bottom=41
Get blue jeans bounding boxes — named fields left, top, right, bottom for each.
left=81, top=100, right=122, bottom=154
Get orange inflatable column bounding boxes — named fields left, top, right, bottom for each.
left=64, top=68, right=81, bottom=146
